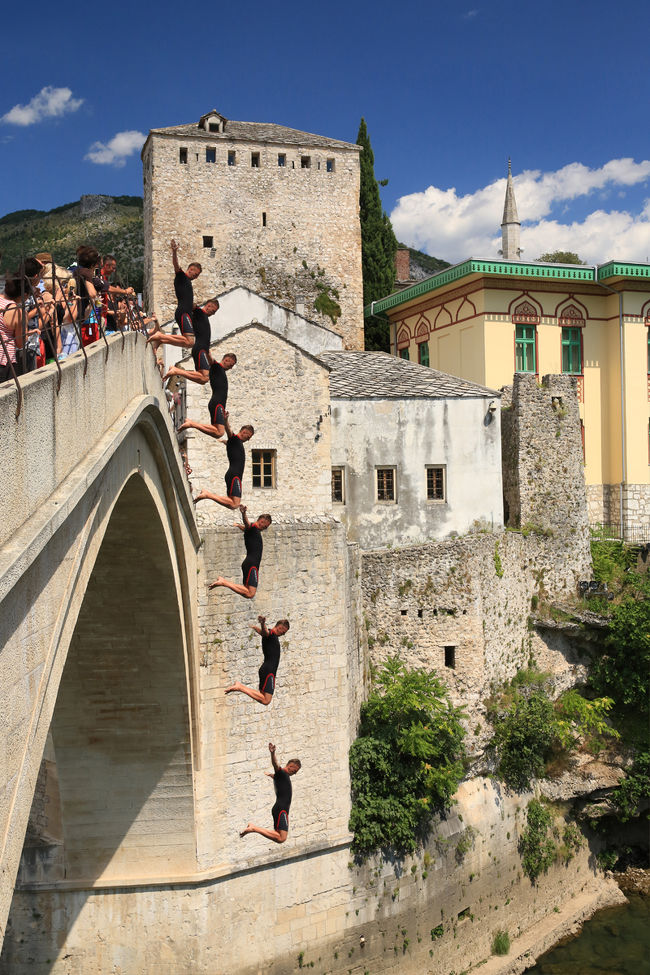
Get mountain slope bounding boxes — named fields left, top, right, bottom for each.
left=0, top=195, right=144, bottom=291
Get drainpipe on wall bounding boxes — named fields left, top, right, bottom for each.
left=596, top=275, right=626, bottom=541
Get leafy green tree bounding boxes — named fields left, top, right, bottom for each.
left=493, top=693, right=556, bottom=790
left=519, top=800, right=556, bottom=881
left=538, top=250, right=585, bottom=264
left=611, top=751, right=650, bottom=821
left=591, top=590, right=650, bottom=719
left=348, top=657, right=465, bottom=858
left=357, top=118, right=398, bottom=352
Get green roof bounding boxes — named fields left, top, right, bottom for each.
left=364, top=257, right=650, bottom=318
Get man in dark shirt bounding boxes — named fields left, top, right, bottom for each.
left=225, top=616, right=290, bottom=705
left=147, top=239, right=202, bottom=352
left=208, top=505, right=271, bottom=599
left=240, top=743, right=301, bottom=844
left=193, top=412, right=254, bottom=509
left=162, top=302, right=225, bottom=384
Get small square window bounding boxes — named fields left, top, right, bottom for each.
left=179, top=147, right=188, bottom=164
left=326, top=158, right=335, bottom=173
left=301, top=156, right=311, bottom=169
left=444, top=646, right=456, bottom=669
left=376, top=467, right=396, bottom=503
left=278, top=153, right=286, bottom=167
left=426, top=466, right=446, bottom=501
left=208, top=122, right=219, bottom=132
left=202, top=236, right=213, bottom=248
left=331, top=467, right=345, bottom=503
left=251, top=152, right=260, bottom=168
left=252, top=450, right=276, bottom=488
left=228, top=150, right=236, bottom=166
left=206, top=147, right=216, bottom=163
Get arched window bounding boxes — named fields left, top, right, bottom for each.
left=512, top=301, right=539, bottom=374
left=415, top=318, right=430, bottom=367
left=558, top=304, right=585, bottom=375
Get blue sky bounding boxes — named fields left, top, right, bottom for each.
left=2, top=0, right=650, bottom=263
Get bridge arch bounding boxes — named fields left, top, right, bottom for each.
left=0, top=335, right=200, bottom=934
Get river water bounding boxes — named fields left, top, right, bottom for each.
left=526, top=893, right=650, bottom=974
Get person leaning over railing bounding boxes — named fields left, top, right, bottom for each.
left=73, top=246, right=101, bottom=346
left=0, top=277, right=26, bottom=383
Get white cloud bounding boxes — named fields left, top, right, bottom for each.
left=2, top=86, right=83, bottom=126
left=390, top=158, right=650, bottom=264
left=463, top=9, right=479, bottom=19
left=85, top=130, right=146, bottom=167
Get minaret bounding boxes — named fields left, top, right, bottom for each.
left=500, top=159, right=521, bottom=260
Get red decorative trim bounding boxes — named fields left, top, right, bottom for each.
left=414, top=315, right=431, bottom=339
left=456, top=295, right=477, bottom=320
left=507, top=292, right=544, bottom=318
left=554, top=295, right=589, bottom=319
left=512, top=299, right=541, bottom=325
left=397, top=325, right=411, bottom=348
left=434, top=305, right=452, bottom=329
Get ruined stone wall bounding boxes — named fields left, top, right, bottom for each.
left=143, top=133, right=363, bottom=349
left=501, top=374, right=590, bottom=545
left=361, top=528, right=591, bottom=738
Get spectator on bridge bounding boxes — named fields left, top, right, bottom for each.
left=57, top=279, right=81, bottom=359
left=0, top=276, right=26, bottom=381
left=98, top=255, right=135, bottom=333
left=73, top=246, right=101, bottom=346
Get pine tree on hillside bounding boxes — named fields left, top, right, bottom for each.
left=357, top=119, right=398, bottom=352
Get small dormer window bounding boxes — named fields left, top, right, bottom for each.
left=208, top=122, right=219, bottom=132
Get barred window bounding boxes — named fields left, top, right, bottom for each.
left=376, top=467, right=396, bottom=502
left=252, top=450, right=276, bottom=488
left=228, top=150, right=236, bottom=166
left=205, top=147, right=216, bottom=163
left=331, top=467, right=345, bottom=503
left=426, top=466, right=445, bottom=501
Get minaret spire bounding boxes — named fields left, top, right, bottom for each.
left=500, top=158, right=521, bottom=260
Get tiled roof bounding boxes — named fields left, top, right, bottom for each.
left=149, top=118, right=360, bottom=151
left=319, top=351, right=499, bottom=399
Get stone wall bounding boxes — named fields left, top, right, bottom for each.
left=143, top=132, right=364, bottom=349
left=501, top=374, right=589, bottom=544
left=361, top=529, right=591, bottom=739
left=586, top=483, right=650, bottom=536
left=182, top=324, right=334, bottom=520
left=2, top=776, right=621, bottom=975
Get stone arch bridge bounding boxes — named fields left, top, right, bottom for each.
left=0, top=333, right=201, bottom=943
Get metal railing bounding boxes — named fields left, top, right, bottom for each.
left=591, top=523, right=650, bottom=545
left=1, top=264, right=153, bottom=418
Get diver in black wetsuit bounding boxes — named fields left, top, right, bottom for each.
left=147, top=239, right=202, bottom=352
left=177, top=355, right=237, bottom=439
left=193, top=412, right=254, bottom=509
left=225, top=616, right=290, bottom=705
left=207, top=505, right=271, bottom=599
left=163, top=302, right=225, bottom=385
left=240, top=743, right=301, bottom=844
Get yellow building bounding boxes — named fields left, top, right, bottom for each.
left=367, top=256, right=650, bottom=537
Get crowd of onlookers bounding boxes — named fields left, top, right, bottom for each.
left=0, top=246, right=156, bottom=384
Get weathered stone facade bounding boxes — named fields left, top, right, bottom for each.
left=587, top=482, right=650, bottom=537
left=182, top=324, right=334, bottom=521
left=142, top=114, right=364, bottom=349
left=501, top=374, right=590, bottom=542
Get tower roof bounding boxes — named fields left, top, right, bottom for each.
left=501, top=158, right=520, bottom=227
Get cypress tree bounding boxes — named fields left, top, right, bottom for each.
left=357, top=118, right=398, bottom=351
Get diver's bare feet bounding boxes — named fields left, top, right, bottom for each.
left=225, top=683, right=239, bottom=694
left=162, top=367, right=177, bottom=382
left=178, top=420, right=191, bottom=431
left=208, top=578, right=226, bottom=590
left=193, top=491, right=209, bottom=504
left=240, top=824, right=253, bottom=837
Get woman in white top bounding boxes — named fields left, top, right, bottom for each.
left=0, top=277, right=26, bottom=382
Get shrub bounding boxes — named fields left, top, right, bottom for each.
left=519, top=800, right=556, bottom=881
left=591, top=592, right=650, bottom=720
left=491, top=929, right=510, bottom=955
left=348, top=658, right=466, bottom=858
left=611, top=751, right=650, bottom=822
left=493, top=693, right=556, bottom=790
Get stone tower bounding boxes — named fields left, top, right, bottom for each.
left=500, top=158, right=521, bottom=261
left=142, top=110, right=364, bottom=349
